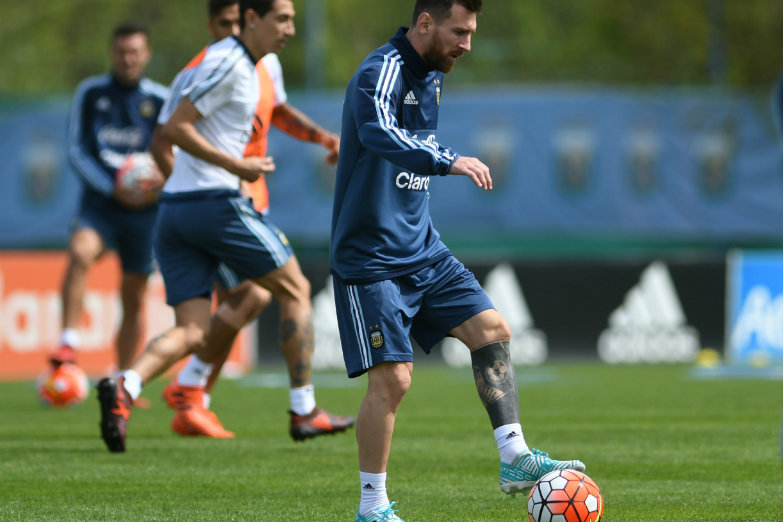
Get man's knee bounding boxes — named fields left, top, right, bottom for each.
left=259, top=257, right=311, bottom=304
left=488, top=314, right=512, bottom=344
left=181, top=323, right=208, bottom=353
left=222, top=282, right=271, bottom=326
left=68, top=230, right=103, bottom=268
left=286, top=271, right=310, bottom=303
left=453, top=309, right=512, bottom=349
left=243, top=284, right=272, bottom=319
left=368, top=362, right=412, bottom=404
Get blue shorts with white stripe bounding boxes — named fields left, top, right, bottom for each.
left=154, top=189, right=292, bottom=306
left=332, top=255, right=494, bottom=378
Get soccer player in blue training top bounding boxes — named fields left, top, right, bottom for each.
left=54, top=22, right=167, bottom=379
left=330, top=1, right=586, bottom=520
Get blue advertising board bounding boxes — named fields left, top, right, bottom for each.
left=0, top=89, right=781, bottom=249
left=726, top=250, right=783, bottom=364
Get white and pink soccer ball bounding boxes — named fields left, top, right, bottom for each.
left=37, top=363, right=89, bottom=408
left=528, top=469, right=604, bottom=522
left=115, top=152, right=163, bottom=202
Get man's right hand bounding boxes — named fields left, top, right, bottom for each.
left=231, top=156, right=276, bottom=182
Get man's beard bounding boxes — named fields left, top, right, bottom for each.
left=422, top=37, right=455, bottom=73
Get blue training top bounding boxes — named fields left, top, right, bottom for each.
left=67, top=73, right=168, bottom=200
left=330, top=27, right=460, bottom=284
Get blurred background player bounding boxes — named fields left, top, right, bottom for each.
left=330, top=1, right=585, bottom=520
left=150, top=0, right=343, bottom=439
left=53, top=22, right=167, bottom=396
left=97, top=0, right=352, bottom=453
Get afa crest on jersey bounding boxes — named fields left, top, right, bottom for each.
left=139, top=99, right=156, bottom=118
left=370, top=329, right=384, bottom=349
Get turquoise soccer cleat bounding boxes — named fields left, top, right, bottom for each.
left=499, top=448, right=586, bottom=496
left=354, top=502, right=403, bottom=522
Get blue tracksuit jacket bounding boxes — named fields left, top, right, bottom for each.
left=330, top=27, right=460, bottom=284
left=67, top=73, right=167, bottom=200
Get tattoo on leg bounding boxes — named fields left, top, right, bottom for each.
left=281, top=315, right=314, bottom=388
left=145, top=332, right=170, bottom=356
left=471, top=341, right=520, bottom=429
left=301, top=314, right=314, bottom=356
left=280, top=318, right=297, bottom=344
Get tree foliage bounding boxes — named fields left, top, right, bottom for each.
left=0, top=0, right=779, bottom=96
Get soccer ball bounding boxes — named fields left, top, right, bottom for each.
left=37, top=364, right=89, bottom=407
left=528, top=469, right=603, bottom=522
left=115, top=152, right=162, bottom=201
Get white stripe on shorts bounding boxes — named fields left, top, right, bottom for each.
left=347, top=284, right=371, bottom=370
left=217, top=263, right=239, bottom=289
left=231, top=200, right=288, bottom=267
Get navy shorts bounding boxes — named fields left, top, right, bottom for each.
left=154, top=190, right=293, bottom=307
left=75, top=192, right=158, bottom=274
left=333, top=255, right=494, bottom=378
left=214, top=199, right=265, bottom=291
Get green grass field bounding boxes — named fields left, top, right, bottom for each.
left=1, top=363, right=781, bottom=521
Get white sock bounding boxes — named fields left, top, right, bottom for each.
left=121, top=369, right=143, bottom=401
left=203, top=393, right=211, bottom=410
left=289, top=384, right=315, bottom=416
left=359, top=471, right=389, bottom=515
left=495, top=423, right=529, bottom=464
left=60, top=328, right=80, bottom=348
left=177, top=356, right=212, bottom=387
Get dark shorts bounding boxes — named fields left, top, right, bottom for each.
left=75, top=193, right=158, bottom=274
left=154, top=190, right=292, bottom=307
left=333, top=255, right=494, bottom=378
left=214, top=199, right=266, bottom=291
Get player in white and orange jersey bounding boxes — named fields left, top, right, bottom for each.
left=149, top=0, right=345, bottom=441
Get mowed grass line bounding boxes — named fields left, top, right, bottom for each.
left=0, top=364, right=780, bottom=521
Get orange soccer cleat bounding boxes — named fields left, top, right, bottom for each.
left=170, top=407, right=235, bottom=438
left=289, top=406, right=355, bottom=441
left=161, top=379, right=179, bottom=409
left=164, top=382, right=206, bottom=411
left=164, top=381, right=233, bottom=438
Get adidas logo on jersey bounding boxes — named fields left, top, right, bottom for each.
left=598, top=261, right=699, bottom=363
left=404, top=90, right=418, bottom=105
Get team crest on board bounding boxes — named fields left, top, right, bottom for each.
left=369, top=327, right=384, bottom=349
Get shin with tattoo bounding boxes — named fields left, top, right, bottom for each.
left=280, top=314, right=314, bottom=388
left=471, top=341, right=520, bottom=429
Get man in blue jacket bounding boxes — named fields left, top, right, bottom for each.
left=330, top=2, right=586, bottom=521
left=54, top=22, right=167, bottom=377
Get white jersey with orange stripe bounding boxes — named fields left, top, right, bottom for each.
left=158, top=48, right=286, bottom=127
left=163, top=36, right=263, bottom=194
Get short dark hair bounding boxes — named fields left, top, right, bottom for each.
left=412, top=0, right=482, bottom=25
left=208, top=0, right=239, bottom=19
left=112, top=21, right=149, bottom=41
left=239, top=0, right=275, bottom=29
